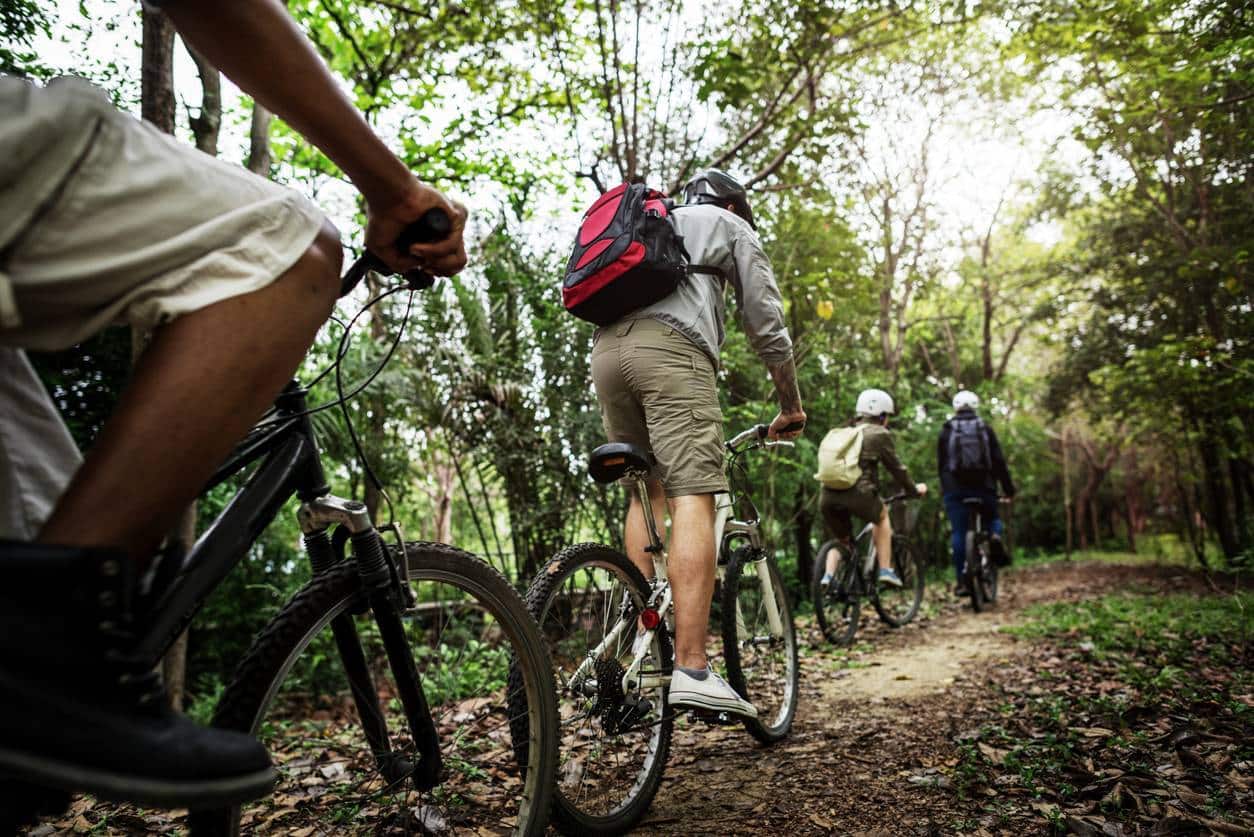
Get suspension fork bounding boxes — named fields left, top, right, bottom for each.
left=299, top=497, right=443, bottom=791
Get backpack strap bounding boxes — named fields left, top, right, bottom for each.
left=673, top=231, right=726, bottom=280
left=685, top=265, right=725, bottom=278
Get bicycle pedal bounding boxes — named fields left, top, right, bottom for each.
left=689, top=708, right=738, bottom=726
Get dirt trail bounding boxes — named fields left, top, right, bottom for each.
left=633, top=560, right=1199, bottom=836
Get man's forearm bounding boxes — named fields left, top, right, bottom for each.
left=767, top=357, right=803, bottom=414
left=162, top=0, right=409, bottom=205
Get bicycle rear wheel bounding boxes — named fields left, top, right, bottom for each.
left=722, top=546, right=799, bottom=744
left=523, top=543, right=672, bottom=836
left=984, top=554, right=1000, bottom=604
left=965, top=532, right=986, bottom=612
left=812, top=540, right=861, bottom=646
left=189, top=542, right=557, bottom=836
left=873, top=535, right=924, bottom=627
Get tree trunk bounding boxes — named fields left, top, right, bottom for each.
left=1197, top=436, right=1238, bottom=560
left=794, top=485, right=813, bottom=591
left=141, top=4, right=192, bottom=710
left=141, top=9, right=176, bottom=132
left=247, top=103, right=274, bottom=176
left=186, top=44, right=221, bottom=155
left=1230, top=457, right=1249, bottom=554
left=1124, top=448, right=1140, bottom=553
left=1062, top=426, right=1073, bottom=560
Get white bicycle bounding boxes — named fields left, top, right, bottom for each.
left=520, top=424, right=799, bottom=834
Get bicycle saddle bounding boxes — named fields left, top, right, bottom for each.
left=588, top=443, right=655, bottom=484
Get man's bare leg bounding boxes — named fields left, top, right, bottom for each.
left=38, top=223, right=342, bottom=564
left=624, top=478, right=667, bottom=581
left=872, top=507, right=894, bottom=570
left=668, top=493, right=716, bottom=670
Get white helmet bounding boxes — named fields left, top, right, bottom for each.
left=855, top=389, right=895, bottom=417
left=953, top=390, right=980, bottom=411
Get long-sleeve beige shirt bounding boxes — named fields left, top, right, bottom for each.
left=616, top=203, right=794, bottom=369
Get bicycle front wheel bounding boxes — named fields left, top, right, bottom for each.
left=812, top=540, right=861, bottom=646
left=524, top=543, right=672, bottom=835
left=722, top=547, right=799, bottom=744
left=873, top=535, right=924, bottom=627
left=191, top=542, right=557, bottom=836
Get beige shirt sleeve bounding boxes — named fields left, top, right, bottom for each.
left=727, top=228, right=794, bottom=366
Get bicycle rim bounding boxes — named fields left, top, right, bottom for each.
left=192, top=543, right=556, bottom=836
left=723, top=548, right=798, bottom=743
left=874, top=536, right=924, bottom=627
left=525, top=543, right=672, bottom=835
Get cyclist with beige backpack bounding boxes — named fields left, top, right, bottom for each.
left=815, top=389, right=927, bottom=589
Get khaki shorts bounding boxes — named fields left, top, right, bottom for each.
left=0, top=77, right=326, bottom=351
left=591, top=317, right=727, bottom=496
left=0, top=78, right=325, bottom=539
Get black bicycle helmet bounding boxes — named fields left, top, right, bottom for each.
left=681, top=168, right=756, bottom=229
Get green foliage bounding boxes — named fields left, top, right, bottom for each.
left=0, top=0, right=52, bottom=76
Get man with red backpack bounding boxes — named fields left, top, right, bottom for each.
left=576, top=169, right=805, bottom=720
left=937, top=391, right=1016, bottom=594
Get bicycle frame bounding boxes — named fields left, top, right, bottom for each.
left=131, top=379, right=443, bottom=788
left=572, top=427, right=788, bottom=699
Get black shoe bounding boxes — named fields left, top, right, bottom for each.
left=0, top=542, right=275, bottom=811
left=953, top=583, right=970, bottom=598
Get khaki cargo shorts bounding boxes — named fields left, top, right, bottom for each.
left=0, top=76, right=326, bottom=351
left=0, top=77, right=325, bottom=539
left=591, top=317, right=727, bottom=496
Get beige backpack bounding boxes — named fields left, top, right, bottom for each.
left=814, top=426, right=865, bottom=489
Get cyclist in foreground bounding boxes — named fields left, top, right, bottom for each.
left=816, top=389, right=927, bottom=589
left=937, top=390, right=1016, bottom=595
left=0, top=0, right=466, bottom=811
left=590, top=169, right=804, bottom=720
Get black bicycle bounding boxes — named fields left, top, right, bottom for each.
left=811, top=494, right=924, bottom=646
left=39, top=214, right=559, bottom=834
left=962, top=497, right=1005, bottom=612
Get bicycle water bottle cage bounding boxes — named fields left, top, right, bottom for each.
left=588, top=443, right=656, bottom=484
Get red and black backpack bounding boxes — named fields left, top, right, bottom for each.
left=562, top=182, right=720, bottom=326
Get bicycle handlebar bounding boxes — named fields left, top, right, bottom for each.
left=339, top=207, right=452, bottom=297
left=884, top=492, right=918, bottom=503
left=728, top=422, right=801, bottom=452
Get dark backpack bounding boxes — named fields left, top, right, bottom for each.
left=947, top=414, right=992, bottom=477
left=562, top=183, right=720, bottom=326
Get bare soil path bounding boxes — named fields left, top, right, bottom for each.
left=633, top=560, right=1237, bottom=836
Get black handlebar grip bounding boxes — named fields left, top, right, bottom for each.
left=396, top=207, right=453, bottom=251
left=339, top=207, right=454, bottom=297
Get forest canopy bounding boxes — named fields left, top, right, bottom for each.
left=3, top=0, right=1250, bottom=691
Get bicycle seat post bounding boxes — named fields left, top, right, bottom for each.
left=630, top=470, right=666, bottom=561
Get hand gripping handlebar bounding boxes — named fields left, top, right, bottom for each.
left=339, top=207, right=452, bottom=297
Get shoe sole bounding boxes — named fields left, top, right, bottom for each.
left=0, top=748, right=277, bottom=808
left=668, top=690, right=757, bottom=721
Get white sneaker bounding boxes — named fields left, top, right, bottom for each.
left=668, top=668, right=757, bottom=720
